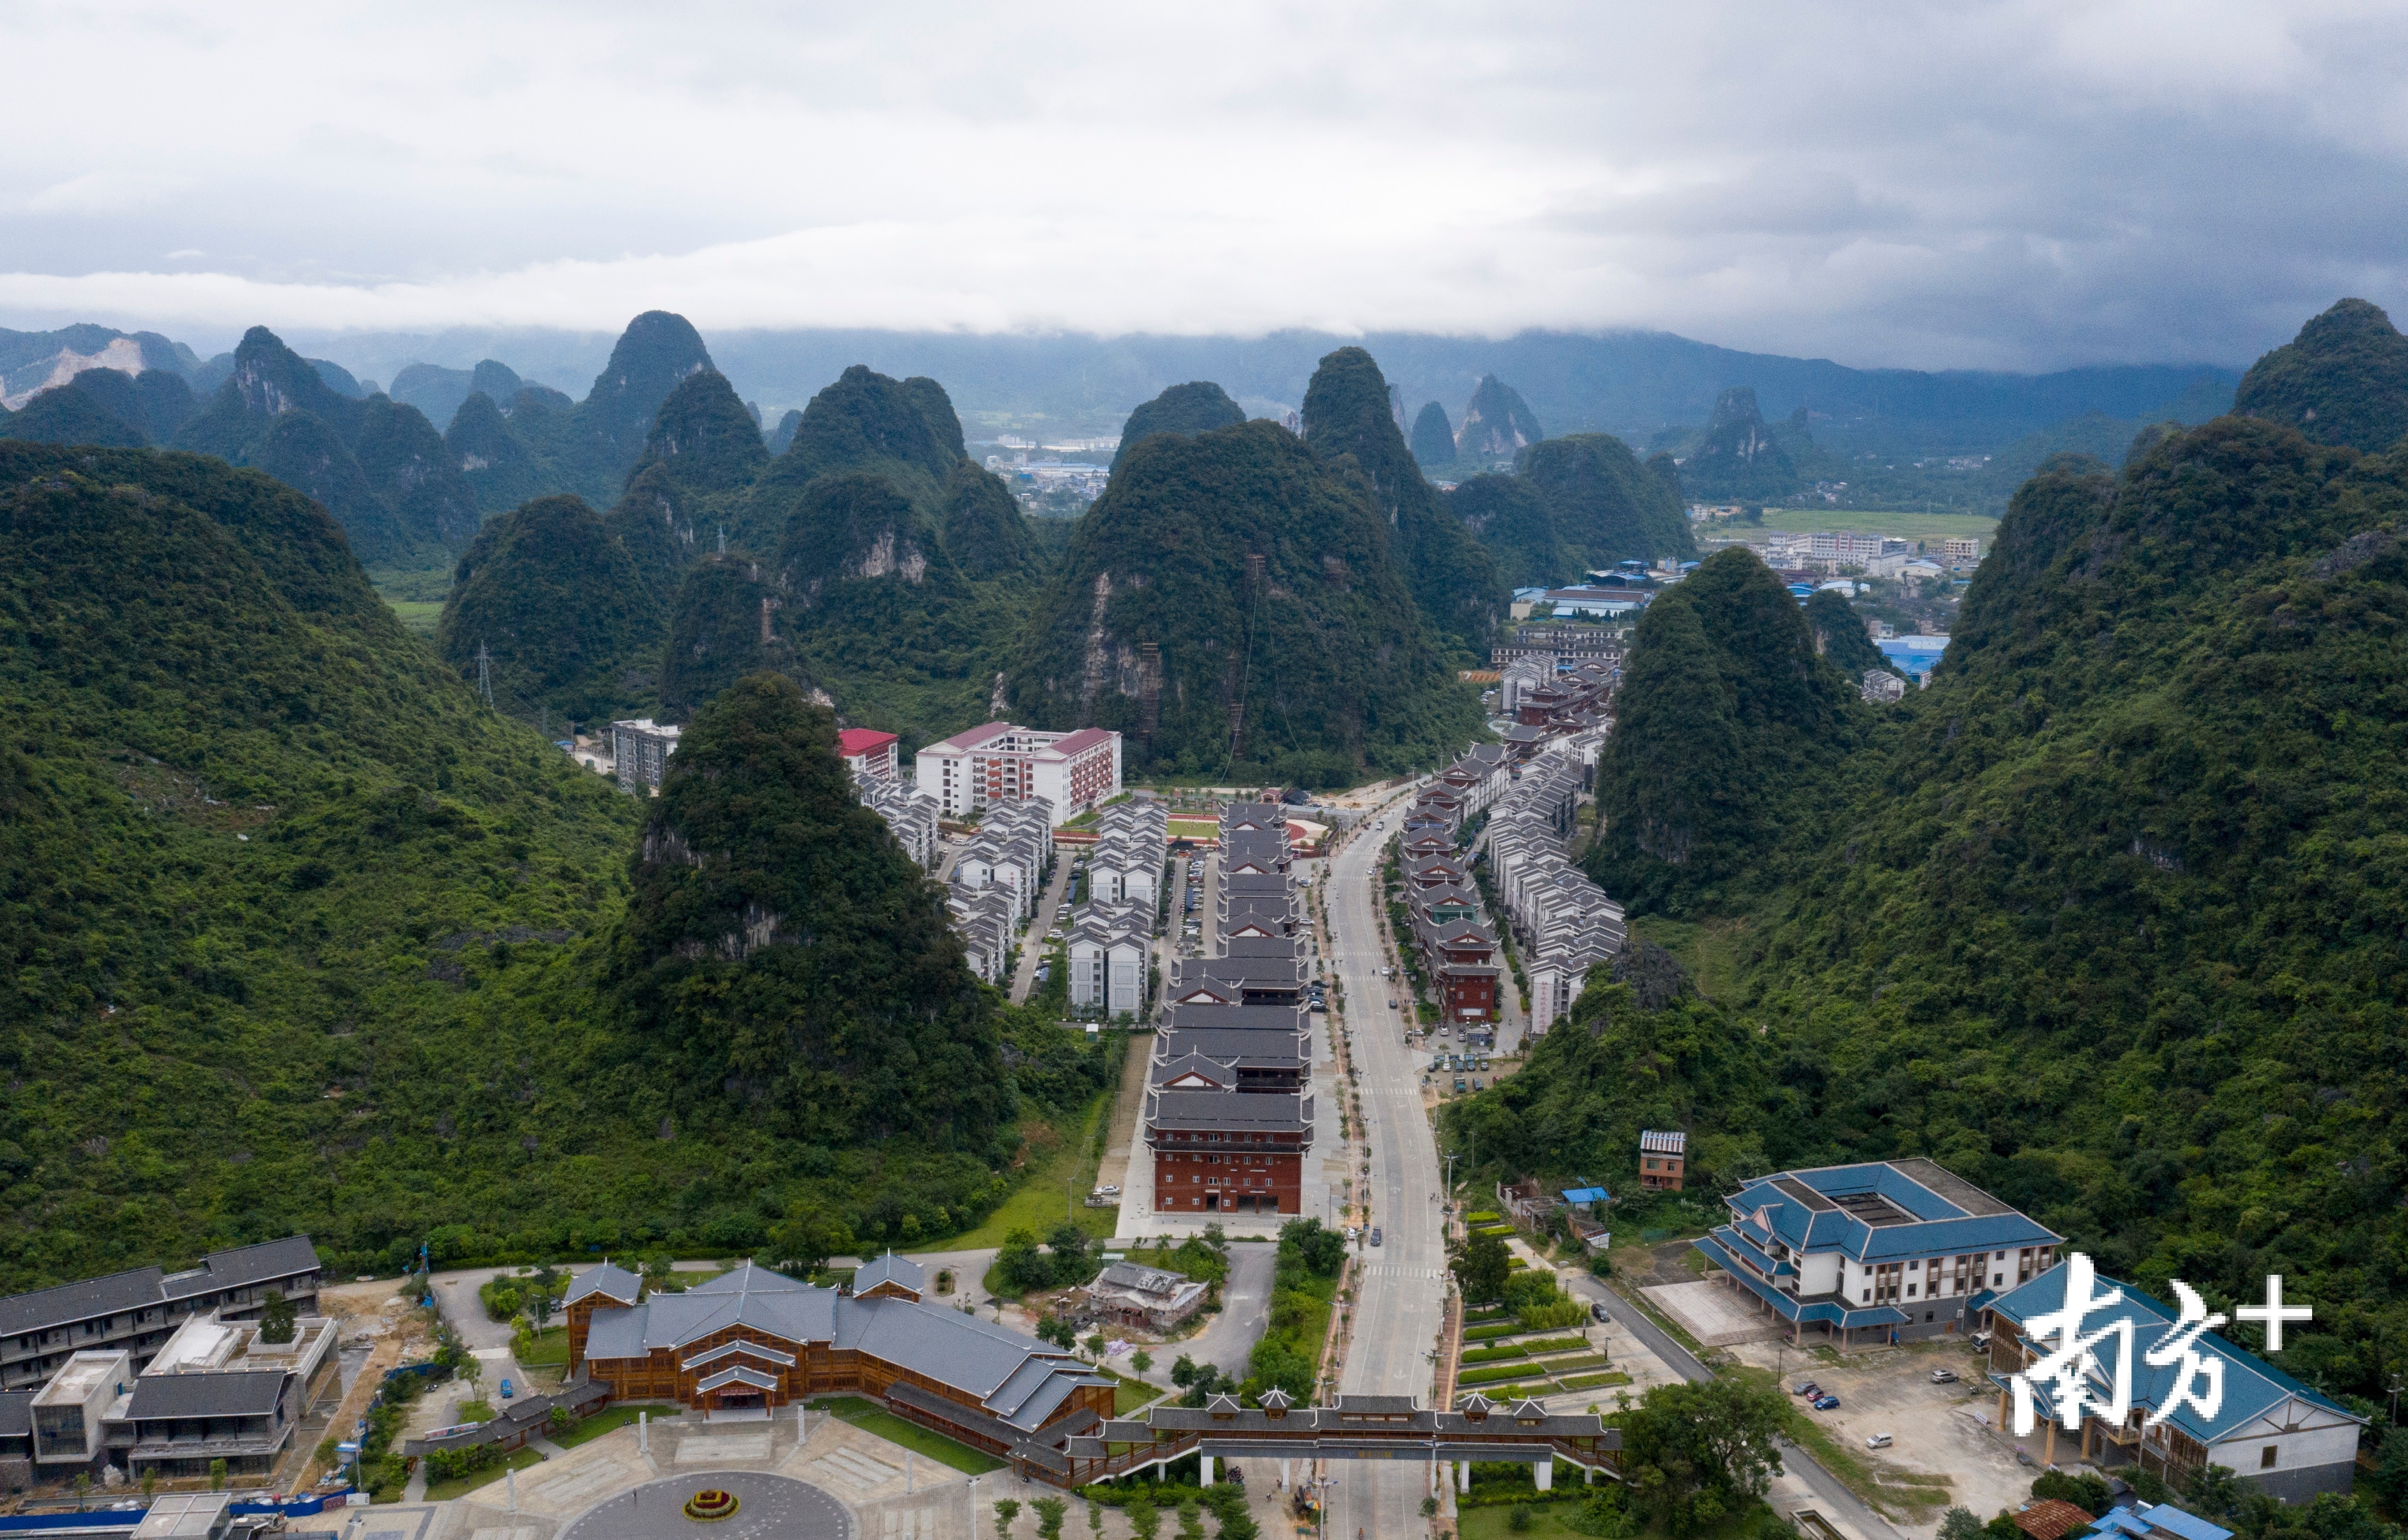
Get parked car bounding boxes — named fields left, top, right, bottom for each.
left=1865, top=1433, right=1893, bottom=1450
left=1370, top=1228, right=1384, bottom=1247
left=1453, top=1078, right=1466, bottom=1092
left=1792, top=1381, right=1820, bottom=1397
left=1590, top=1302, right=1611, bottom=1323
left=1811, top=1395, right=1841, bottom=1411
left=1471, top=1078, right=1484, bottom=1091
left=1930, top=1368, right=1959, bottom=1383
left=498, top=1377, right=514, bottom=1400
left=1971, top=1331, right=1992, bottom=1348
left=1097, top=1184, right=1120, bottom=1197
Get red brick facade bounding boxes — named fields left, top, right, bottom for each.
left=1150, top=1135, right=1303, bottom=1215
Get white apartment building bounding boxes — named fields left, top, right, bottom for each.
left=915, top=722, right=1121, bottom=827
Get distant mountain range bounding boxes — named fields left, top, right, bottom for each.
left=7, top=319, right=2242, bottom=457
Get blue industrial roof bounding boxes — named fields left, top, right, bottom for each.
left=1561, top=1186, right=1610, bottom=1206
left=1987, top=1266, right=2362, bottom=1445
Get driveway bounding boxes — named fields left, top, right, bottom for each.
left=1166, top=1241, right=1276, bottom=1387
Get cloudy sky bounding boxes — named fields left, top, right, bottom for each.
left=3, top=0, right=2404, bottom=370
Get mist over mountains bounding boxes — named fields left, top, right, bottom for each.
left=19, top=319, right=2238, bottom=456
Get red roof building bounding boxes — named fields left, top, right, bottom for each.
left=837, top=727, right=900, bottom=780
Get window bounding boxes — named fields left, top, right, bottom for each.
left=2262, top=1447, right=2278, bottom=1470
left=1861, top=1292, right=1871, bottom=1303
left=1994, top=1273, right=2004, bottom=1286
left=1907, top=1283, right=1918, bottom=1297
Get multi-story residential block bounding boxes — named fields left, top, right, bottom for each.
left=611, top=719, right=680, bottom=793
left=915, top=723, right=1121, bottom=826
left=1697, top=1158, right=2062, bottom=1347
left=852, top=773, right=939, bottom=869
left=837, top=727, right=900, bottom=779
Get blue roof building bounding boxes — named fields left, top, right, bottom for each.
left=1983, top=1266, right=2364, bottom=1503
left=1695, top=1157, right=2062, bottom=1347
left=1876, top=635, right=1951, bottom=680
left=2093, top=1505, right=2234, bottom=1540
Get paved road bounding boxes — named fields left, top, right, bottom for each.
left=1008, top=853, right=1074, bottom=1004
left=1565, top=1275, right=1905, bottom=1540
left=1176, top=1242, right=1276, bottom=1387
left=1322, top=784, right=1449, bottom=1538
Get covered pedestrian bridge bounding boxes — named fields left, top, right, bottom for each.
left=1063, top=1390, right=1622, bottom=1494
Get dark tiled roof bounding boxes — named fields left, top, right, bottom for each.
left=0, top=1268, right=166, bottom=1338
left=161, top=1236, right=321, bottom=1301
left=124, top=1369, right=286, bottom=1420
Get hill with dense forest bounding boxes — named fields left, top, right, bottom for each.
left=1677, top=385, right=1799, bottom=502
left=0, top=440, right=1103, bottom=1292
left=1584, top=547, right=1867, bottom=912
left=435, top=495, right=662, bottom=724
left=1303, top=347, right=1502, bottom=658
left=1449, top=299, right=2408, bottom=1419
left=1114, top=382, right=1246, bottom=471
left=2231, top=297, right=2408, bottom=453
left=1007, top=418, right=1485, bottom=785
left=608, top=673, right=1011, bottom=1146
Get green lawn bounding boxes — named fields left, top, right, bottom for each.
left=1109, top=1372, right=1162, bottom=1416
left=950, top=1070, right=1127, bottom=1255
left=1754, top=508, right=1999, bottom=545
left=549, top=1404, right=680, bottom=1450
left=1559, top=1371, right=1632, bottom=1391
left=367, top=563, right=454, bottom=638
left=809, top=1396, right=1005, bottom=1474
left=455, top=1400, right=494, bottom=1423
left=1456, top=1494, right=1780, bottom=1540
left=516, top=1326, right=569, bottom=1368
left=422, top=1445, right=543, bottom=1503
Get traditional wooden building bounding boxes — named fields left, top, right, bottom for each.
left=575, top=1261, right=1113, bottom=1460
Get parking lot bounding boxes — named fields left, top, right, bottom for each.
left=1728, top=1334, right=2041, bottom=1535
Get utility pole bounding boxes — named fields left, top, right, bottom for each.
left=475, top=642, right=494, bottom=709
left=717, top=524, right=727, bottom=554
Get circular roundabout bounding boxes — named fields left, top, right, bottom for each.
left=562, top=1471, right=849, bottom=1540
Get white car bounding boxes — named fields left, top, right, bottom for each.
left=1864, top=1433, right=1893, bottom=1450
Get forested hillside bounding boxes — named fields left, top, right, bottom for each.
left=1303, top=347, right=1502, bottom=658
left=0, top=444, right=1101, bottom=1289
left=1452, top=299, right=2408, bottom=1409
left=1007, top=418, right=1485, bottom=785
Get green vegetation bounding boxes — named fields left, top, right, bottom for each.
left=1305, top=347, right=1503, bottom=657
left=1010, top=416, right=1485, bottom=786
left=810, top=1395, right=1006, bottom=1474
left=1677, top=387, right=1797, bottom=503
left=1113, top=382, right=1245, bottom=472
left=171, top=326, right=475, bottom=566
left=611, top=673, right=1009, bottom=1146
left=1585, top=546, right=1865, bottom=913
left=1443, top=305, right=2408, bottom=1415
left=1450, top=432, right=1693, bottom=586
left=1242, top=1218, right=1345, bottom=1401
left=1801, top=588, right=1892, bottom=679
left=546, top=1403, right=679, bottom=1449
left=0, top=447, right=1112, bottom=1290
left=1411, top=400, right=1456, bottom=468
left=1751, top=507, right=1998, bottom=544
left=423, top=1444, right=544, bottom=1503
left=436, top=495, right=662, bottom=725
left=2232, top=297, right=2408, bottom=452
